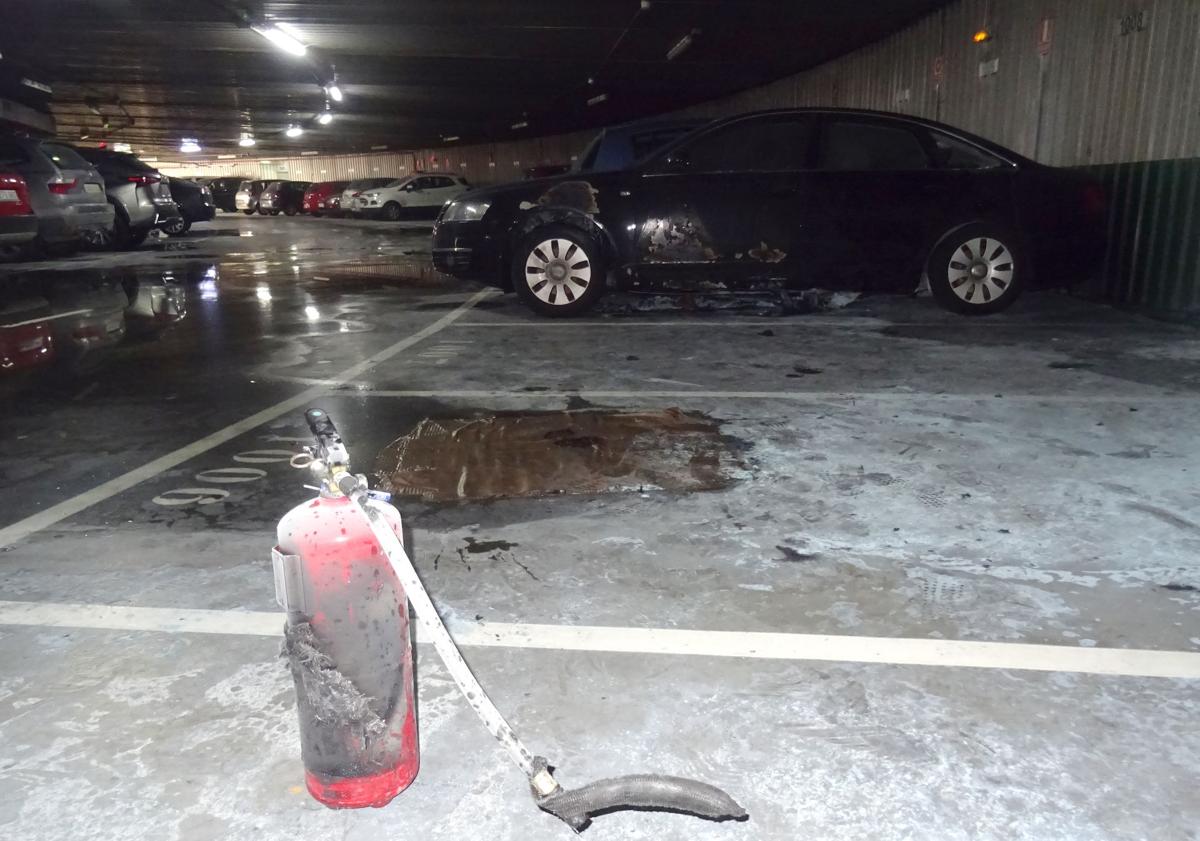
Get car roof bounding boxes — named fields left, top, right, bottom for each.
left=658, top=107, right=1032, bottom=166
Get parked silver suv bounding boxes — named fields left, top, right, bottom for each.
left=78, top=149, right=181, bottom=249
left=0, top=134, right=114, bottom=253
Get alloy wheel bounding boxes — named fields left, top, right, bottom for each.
left=524, top=238, right=592, bottom=306
left=947, top=237, right=1014, bottom=304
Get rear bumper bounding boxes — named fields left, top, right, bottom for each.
left=0, top=215, right=39, bottom=246
left=37, top=203, right=116, bottom=243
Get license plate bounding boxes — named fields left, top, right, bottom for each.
left=84, top=183, right=104, bottom=194
left=0, top=189, right=17, bottom=202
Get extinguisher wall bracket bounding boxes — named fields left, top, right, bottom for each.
left=271, top=546, right=307, bottom=614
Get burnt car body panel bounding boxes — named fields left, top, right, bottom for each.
left=433, top=108, right=1105, bottom=298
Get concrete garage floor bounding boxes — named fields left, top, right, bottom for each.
left=1, top=214, right=1198, bottom=841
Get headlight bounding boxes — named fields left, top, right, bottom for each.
left=442, top=200, right=491, bottom=223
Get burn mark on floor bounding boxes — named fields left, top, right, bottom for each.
left=374, top=408, right=743, bottom=503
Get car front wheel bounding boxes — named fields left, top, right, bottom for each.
left=383, top=202, right=402, bottom=222
left=928, top=224, right=1024, bottom=315
left=512, top=225, right=606, bottom=317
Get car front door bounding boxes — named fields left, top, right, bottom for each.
left=625, top=114, right=818, bottom=288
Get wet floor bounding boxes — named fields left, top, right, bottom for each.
left=1, top=214, right=1198, bottom=841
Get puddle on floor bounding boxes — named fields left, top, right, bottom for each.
left=316, top=258, right=448, bottom=288
left=374, top=408, right=742, bottom=502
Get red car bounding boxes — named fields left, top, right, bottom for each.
left=0, top=172, right=39, bottom=259
left=302, top=180, right=349, bottom=217
left=0, top=298, right=55, bottom=374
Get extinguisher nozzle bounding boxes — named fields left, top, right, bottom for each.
left=529, top=757, right=748, bottom=833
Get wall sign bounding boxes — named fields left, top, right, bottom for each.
left=1119, top=10, right=1148, bottom=35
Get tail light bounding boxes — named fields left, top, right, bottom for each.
left=47, top=178, right=78, bottom=195
left=1082, top=184, right=1107, bottom=217
left=127, top=175, right=161, bottom=185
left=0, top=173, right=33, bottom=216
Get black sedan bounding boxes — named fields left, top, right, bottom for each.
left=205, top=176, right=244, bottom=213
left=433, top=108, right=1107, bottom=317
left=160, top=178, right=215, bottom=236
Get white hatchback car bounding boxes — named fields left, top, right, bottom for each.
left=352, top=174, right=470, bottom=221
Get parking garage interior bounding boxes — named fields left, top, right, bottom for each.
left=1, top=2, right=1198, bottom=840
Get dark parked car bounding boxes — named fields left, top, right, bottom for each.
left=433, top=108, right=1106, bottom=317
left=78, top=149, right=181, bottom=249
left=1, top=135, right=114, bottom=253
left=574, top=118, right=709, bottom=173
left=235, top=180, right=268, bottom=214
left=258, top=180, right=310, bottom=216
left=205, top=176, right=245, bottom=212
left=160, top=178, right=215, bottom=235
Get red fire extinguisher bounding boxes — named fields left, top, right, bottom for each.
left=273, top=409, right=418, bottom=809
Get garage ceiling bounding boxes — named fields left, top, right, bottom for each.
left=3, top=0, right=950, bottom=158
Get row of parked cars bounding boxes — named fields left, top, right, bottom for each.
left=1, top=132, right=218, bottom=260
left=199, top=175, right=473, bottom=222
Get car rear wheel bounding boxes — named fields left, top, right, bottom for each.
left=928, top=224, right=1024, bottom=315
left=243, top=209, right=254, bottom=215
left=383, top=202, right=403, bottom=222
left=162, top=217, right=190, bottom=236
left=284, top=206, right=298, bottom=217
left=512, top=225, right=606, bottom=317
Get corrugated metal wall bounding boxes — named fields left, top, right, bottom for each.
left=162, top=0, right=1200, bottom=319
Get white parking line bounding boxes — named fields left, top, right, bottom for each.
left=346, top=389, right=1197, bottom=404
left=0, top=599, right=1195, bottom=679
left=0, top=289, right=496, bottom=550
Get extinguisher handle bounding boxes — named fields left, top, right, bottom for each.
left=305, top=407, right=339, bottom=441
left=305, top=407, right=351, bottom=468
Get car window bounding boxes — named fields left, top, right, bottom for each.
left=41, top=142, right=91, bottom=170
left=629, top=126, right=698, bottom=163
left=0, top=138, right=29, bottom=166
left=819, top=120, right=930, bottom=171
left=434, top=177, right=455, bottom=188
left=673, top=116, right=815, bottom=172
left=928, top=131, right=1006, bottom=170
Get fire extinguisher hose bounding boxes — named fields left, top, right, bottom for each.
left=339, top=468, right=747, bottom=832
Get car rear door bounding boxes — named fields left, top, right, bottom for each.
left=627, top=113, right=818, bottom=286
left=802, top=115, right=1011, bottom=292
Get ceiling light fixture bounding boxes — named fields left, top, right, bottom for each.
left=587, top=93, right=609, bottom=106
left=667, top=28, right=699, bottom=61
left=238, top=133, right=256, bottom=147
left=286, top=125, right=303, bottom=138
left=326, top=84, right=344, bottom=102
left=180, top=137, right=201, bottom=154
left=442, top=135, right=461, bottom=143
left=251, top=22, right=308, bottom=56
left=511, top=120, right=529, bottom=130
left=972, top=28, right=992, bottom=43
left=317, top=103, right=334, bottom=125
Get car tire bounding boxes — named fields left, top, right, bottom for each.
left=162, top=218, right=190, bottom=236
left=512, top=225, right=606, bottom=317
left=243, top=209, right=255, bottom=215
left=927, top=224, right=1025, bottom=315
left=284, top=206, right=298, bottom=217
left=311, top=211, right=322, bottom=218
left=111, top=213, right=148, bottom=250
left=383, top=202, right=403, bottom=222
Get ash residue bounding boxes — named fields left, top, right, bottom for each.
left=282, top=622, right=386, bottom=739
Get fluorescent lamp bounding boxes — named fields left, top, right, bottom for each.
left=326, top=84, right=344, bottom=102
left=587, top=93, right=609, bottom=106
left=252, top=23, right=307, bottom=56
left=667, top=30, right=697, bottom=61
left=318, top=110, right=333, bottom=125
left=180, top=137, right=201, bottom=154
left=286, top=125, right=303, bottom=138
left=443, top=135, right=460, bottom=142
left=511, top=120, right=529, bottom=130
left=238, top=133, right=256, bottom=147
